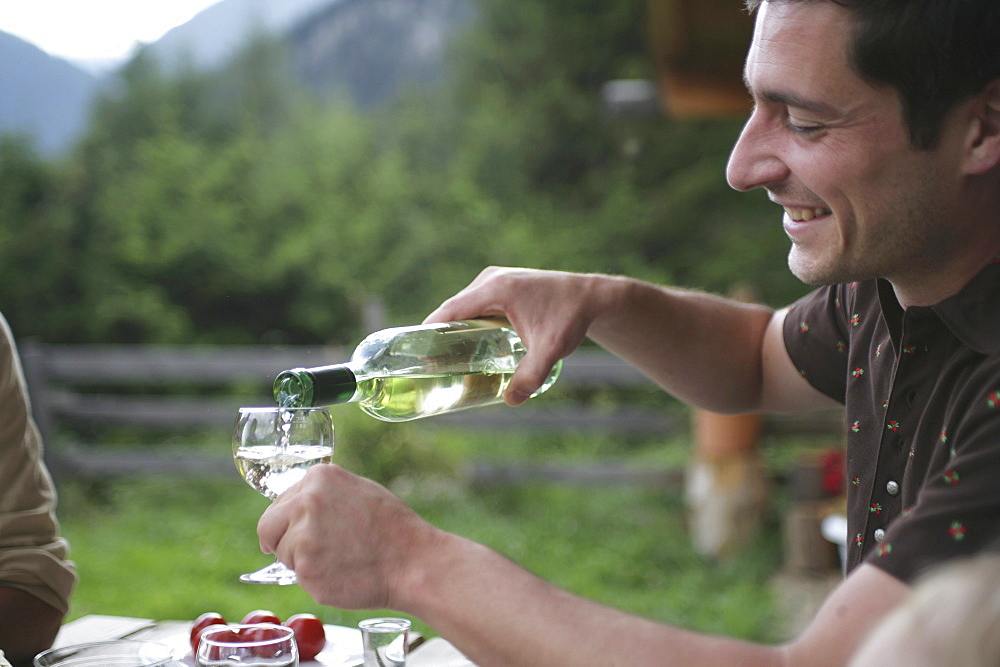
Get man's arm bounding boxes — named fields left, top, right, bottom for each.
left=0, top=587, right=64, bottom=667
left=260, top=465, right=907, bottom=666
left=403, top=539, right=907, bottom=667
left=426, top=267, right=837, bottom=414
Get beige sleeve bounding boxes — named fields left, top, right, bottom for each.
left=0, top=314, right=76, bottom=613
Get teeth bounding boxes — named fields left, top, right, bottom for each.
left=784, top=207, right=830, bottom=222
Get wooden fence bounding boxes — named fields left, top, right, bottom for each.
left=19, top=341, right=842, bottom=485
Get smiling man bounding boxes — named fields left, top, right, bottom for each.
left=258, top=1, right=1000, bottom=664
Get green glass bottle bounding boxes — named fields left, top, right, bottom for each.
left=273, top=318, right=561, bottom=422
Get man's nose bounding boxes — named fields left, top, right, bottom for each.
left=726, top=112, right=789, bottom=192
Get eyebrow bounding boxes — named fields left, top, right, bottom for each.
left=742, top=68, right=842, bottom=116
left=762, top=90, right=841, bottom=117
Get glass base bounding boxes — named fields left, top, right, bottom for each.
left=239, top=560, right=298, bottom=586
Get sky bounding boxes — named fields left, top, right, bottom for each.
left=0, top=0, right=221, bottom=65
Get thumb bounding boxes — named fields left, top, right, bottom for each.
left=506, top=349, right=560, bottom=406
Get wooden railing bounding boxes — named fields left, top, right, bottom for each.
left=19, top=341, right=843, bottom=485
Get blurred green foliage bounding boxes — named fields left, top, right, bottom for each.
left=0, top=0, right=806, bottom=346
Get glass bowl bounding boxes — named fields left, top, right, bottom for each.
left=33, top=639, right=175, bottom=667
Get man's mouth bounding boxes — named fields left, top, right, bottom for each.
left=783, top=207, right=832, bottom=222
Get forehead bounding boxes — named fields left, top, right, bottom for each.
left=745, top=2, right=863, bottom=104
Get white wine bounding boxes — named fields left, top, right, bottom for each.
left=273, top=318, right=561, bottom=421
left=235, top=443, right=333, bottom=499
left=356, top=371, right=513, bottom=421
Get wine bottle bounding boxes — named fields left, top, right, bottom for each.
left=273, top=318, right=561, bottom=421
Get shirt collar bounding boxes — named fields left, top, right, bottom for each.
left=933, top=258, right=1000, bottom=355
left=875, top=258, right=1000, bottom=356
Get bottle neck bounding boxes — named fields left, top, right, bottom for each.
left=275, top=365, right=358, bottom=407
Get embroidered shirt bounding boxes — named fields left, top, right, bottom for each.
left=782, top=258, right=1000, bottom=583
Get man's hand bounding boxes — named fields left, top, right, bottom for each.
left=257, top=464, right=439, bottom=611
left=424, top=267, right=613, bottom=405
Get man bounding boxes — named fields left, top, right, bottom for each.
left=258, top=0, right=1000, bottom=663
left=0, top=312, right=77, bottom=666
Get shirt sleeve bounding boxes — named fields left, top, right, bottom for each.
left=0, top=314, right=77, bottom=614
left=782, top=284, right=853, bottom=404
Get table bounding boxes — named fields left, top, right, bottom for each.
left=53, top=614, right=476, bottom=666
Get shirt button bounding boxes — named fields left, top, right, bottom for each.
left=874, top=528, right=886, bottom=543
left=886, top=480, right=900, bottom=496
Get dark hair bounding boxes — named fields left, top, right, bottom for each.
left=744, top=0, right=1000, bottom=148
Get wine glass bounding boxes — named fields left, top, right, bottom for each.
left=196, top=624, right=298, bottom=666
left=233, top=406, right=333, bottom=585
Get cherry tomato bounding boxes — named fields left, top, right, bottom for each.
left=190, top=612, right=227, bottom=655
left=241, top=609, right=281, bottom=625
left=285, top=613, right=326, bottom=661
left=191, top=622, right=229, bottom=657
left=243, top=624, right=286, bottom=658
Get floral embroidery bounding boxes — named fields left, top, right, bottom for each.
left=836, top=341, right=847, bottom=353
left=855, top=533, right=864, bottom=547
left=943, top=470, right=960, bottom=485
left=850, top=313, right=861, bottom=327
left=902, top=345, right=917, bottom=355
left=851, top=421, right=861, bottom=433
left=988, top=391, right=1000, bottom=408
left=835, top=297, right=842, bottom=309
left=949, top=521, right=966, bottom=541
left=886, top=420, right=900, bottom=432
left=908, top=446, right=916, bottom=461
left=871, top=502, right=882, bottom=514
left=853, top=367, right=865, bottom=378
left=875, top=344, right=883, bottom=357
left=799, top=321, right=810, bottom=333
left=877, top=543, right=892, bottom=557
left=852, top=476, right=861, bottom=487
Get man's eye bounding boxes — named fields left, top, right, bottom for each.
left=787, top=120, right=823, bottom=134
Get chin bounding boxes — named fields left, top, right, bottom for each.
left=787, top=249, right=852, bottom=286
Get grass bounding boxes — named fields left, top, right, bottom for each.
left=58, top=458, right=789, bottom=646
left=57, top=402, right=836, bottom=645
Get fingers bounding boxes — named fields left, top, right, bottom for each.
left=423, top=266, right=512, bottom=324
left=255, top=464, right=418, bottom=609
left=257, top=463, right=336, bottom=556
left=257, top=496, right=287, bottom=557
left=426, top=267, right=593, bottom=405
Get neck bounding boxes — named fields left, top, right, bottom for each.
left=891, top=244, right=1000, bottom=308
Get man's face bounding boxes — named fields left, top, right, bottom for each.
left=726, top=2, right=967, bottom=293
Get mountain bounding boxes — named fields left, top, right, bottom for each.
left=148, top=0, right=475, bottom=108
left=0, top=30, right=98, bottom=155
left=287, top=0, right=474, bottom=107
left=0, top=0, right=475, bottom=156
left=145, top=0, right=337, bottom=71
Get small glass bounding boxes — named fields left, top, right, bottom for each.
left=359, top=618, right=411, bottom=667
left=233, top=406, right=334, bottom=584
left=195, top=624, right=297, bottom=666
left=33, top=639, right=174, bottom=667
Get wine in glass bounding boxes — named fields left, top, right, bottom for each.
left=233, top=406, right=333, bottom=585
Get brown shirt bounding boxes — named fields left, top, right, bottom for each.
left=0, top=313, right=76, bottom=613
left=783, top=258, right=1000, bottom=583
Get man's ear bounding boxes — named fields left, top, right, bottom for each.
left=963, top=78, right=1000, bottom=175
